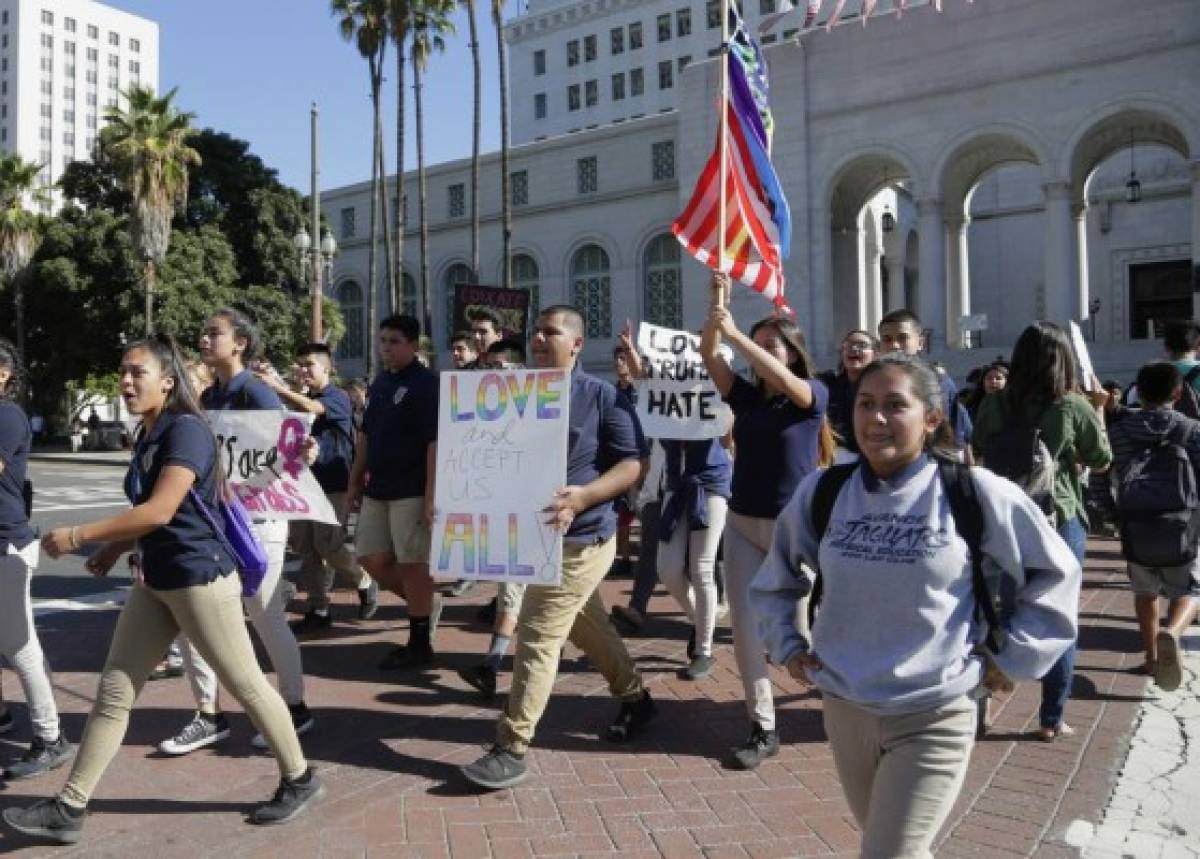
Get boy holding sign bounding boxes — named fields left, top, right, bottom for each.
left=461, top=306, right=653, bottom=791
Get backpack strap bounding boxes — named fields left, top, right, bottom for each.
left=937, top=458, right=1007, bottom=655
left=806, top=462, right=858, bottom=625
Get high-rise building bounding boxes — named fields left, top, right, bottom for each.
left=0, top=0, right=158, bottom=209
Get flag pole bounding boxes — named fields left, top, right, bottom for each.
left=716, top=0, right=731, bottom=308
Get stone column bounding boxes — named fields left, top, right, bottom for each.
left=863, top=230, right=883, bottom=332
left=885, top=251, right=906, bottom=313
left=1191, top=161, right=1200, bottom=321
left=944, top=215, right=970, bottom=349
left=916, top=198, right=947, bottom=351
left=1042, top=181, right=1078, bottom=325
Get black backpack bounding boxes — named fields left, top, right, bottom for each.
left=808, top=458, right=1015, bottom=655
left=979, top=399, right=1057, bottom=526
left=1176, top=366, right=1200, bottom=421
left=1114, top=419, right=1200, bottom=568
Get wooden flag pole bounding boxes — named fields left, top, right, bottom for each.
left=716, top=0, right=731, bottom=307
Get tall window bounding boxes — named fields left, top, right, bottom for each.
left=1129, top=260, right=1192, bottom=339
left=759, top=0, right=777, bottom=13
left=571, top=245, right=611, bottom=337
left=511, top=170, right=528, bottom=206
left=336, top=281, right=364, bottom=360
left=534, top=92, right=547, bottom=118
left=443, top=262, right=474, bottom=339
left=644, top=234, right=682, bottom=328
left=629, top=21, right=643, bottom=49
left=577, top=156, right=597, bottom=194
left=583, top=34, right=596, bottom=61
left=652, top=141, right=675, bottom=180
left=512, top=254, right=540, bottom=318
left=448, top=183, right=465, bottom=218
left=533, top=48, right=545, bottom=75
left=610, top=26, right=624, bottom=55
left=657, top=13, right=671, bottom=41
left=630, top=67, right=644, bottom=96
left=400, top=272, right=417, bottom=317
left=658, top=60, right=673, bottom=89
left=676, top=8, right=691, bottom=37
left=584, top=79, right=598, bottom=107
left=611, top=72, right=625, bottom=101
left=707, top=0, right=721, bottom=27
left=340, top=207, right=356, bottom=239
left=567, top=84, right=580, bottom=111
left=566, top=39, right=579, bottom=66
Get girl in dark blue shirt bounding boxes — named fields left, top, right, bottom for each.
left=3, top=336, right=321, bottom=846
left=700, top=273, right=833, bottom=772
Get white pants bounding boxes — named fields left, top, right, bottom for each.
left=182, top=520, right=305, bottom=709
left=0, top=553, right=61, bottom=741
left=656, top=494, right=728, bottom=658
left=723, top=512, right=776, bottom=731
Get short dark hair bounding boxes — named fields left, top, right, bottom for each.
left=450, top=329, right=475, bottom=348
left=1136, top=362, right=1182, bottom=406
left=487, top=338, right=526, bottom=364
left=297, top=342, right=333, bottom=361
left=1163, top=320, right=1200, bottom=356
left=469, top=307, right=503, bottom=331
left=878, top=308, right=922, bottom=330
left=538, top=305, right=585, bottom=338
left=380, top=314, right=420, bottom=342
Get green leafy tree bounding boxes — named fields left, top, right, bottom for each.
left=104, top=85, right=201, bottom=334
left=0, top=154, right=48, bottom=365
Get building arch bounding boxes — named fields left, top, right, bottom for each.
left=439, top=259, right=475, bottom=343
left=930, top=123, right=1053, bottom=211
left=822, top=143, right=923, bottom=227
left=641, top=232, right=683, bottom=329
left=568, top=243, right=613, bottom=338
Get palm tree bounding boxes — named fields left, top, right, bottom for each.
left=0, top=155, right=48, bottom=363
left=411, top=0, right=456, bottom=343
left=492, top=0, right=511, bottom=289
left=464, top=0, right=482, bottom=281
left=103, top=85, right=200, bottom=335
left=387, top=0, right=412, bottom=315
left=332, top=0, right=390, bottom=375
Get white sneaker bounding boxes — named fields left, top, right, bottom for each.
left=158, top=712, right=230, bottom=756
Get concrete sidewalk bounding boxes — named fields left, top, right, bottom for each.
left=0, top=536, right=1186, bottom=858
left=30, top=450, right=130, bottom=467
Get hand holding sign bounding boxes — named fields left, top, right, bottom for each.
left=543, top=486, right=586, bottom=533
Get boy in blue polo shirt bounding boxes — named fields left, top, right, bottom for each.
left=256, top=343, right=379, bottom=631
left=878, top=309, right=973, bottom=448
left=346, top=315, right=440, bottom=669
left=461, top=305, right=653, bottom=791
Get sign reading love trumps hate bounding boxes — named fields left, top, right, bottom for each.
left=431, top=370, right=570, bottom=586
left=205, top=411, right=339, bottom=525
left=634, top=322, right=734, bottom=440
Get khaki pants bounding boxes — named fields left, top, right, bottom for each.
left=497, top=538, right=644, bottom=754
left=61, top=573, right=306, bottom=808
left=291, top=492, right=371, bottom=611
left=822, top=694, right=976, bottom=859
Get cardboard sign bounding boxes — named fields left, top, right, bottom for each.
left=634, top=322, right=734, bottom=440
left=206, top=411, right=339, bottom=524
left=1068, top=321, right=1096, bottom=392
left=430, top=369, right=570, bottom=586
left=451, top=284, right=531, bottom=339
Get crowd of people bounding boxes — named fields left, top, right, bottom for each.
left=0, top=283, right=1195, bottom=856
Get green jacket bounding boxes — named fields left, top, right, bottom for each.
left=972, top=391, right=1112, bottom=526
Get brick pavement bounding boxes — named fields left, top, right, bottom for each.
left=0, top=536, right=1156, bottom=858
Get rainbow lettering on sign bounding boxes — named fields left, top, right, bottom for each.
left=436, top=512, right=535, bottom=577
left=450, top=370, right=565, bottom=422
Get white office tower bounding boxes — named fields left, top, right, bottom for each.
left=505, top=0, right=793, bottom=144
left=0, top=0, right=158, bottom=208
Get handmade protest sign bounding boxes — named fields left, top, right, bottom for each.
left=452, top=284, right=531, bottom=337
left=205, top=411, right=339, bottom=524
left=634, top=322, right=734, bottom=440
left=430, top=369, right=570, bottom=586
left=1068, top=321, right=1097, bottom=392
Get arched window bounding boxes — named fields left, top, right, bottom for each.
left=570, top=244, right=611, bottom=337
left=335, top=280, right=364, bottom=360
left=401, top=272, right=417, bottom=318
left=512, top=253, right=540, bottom=322
left=643, top=233, right=682, bottom=328
left=443, top=262, right=473, bottom=340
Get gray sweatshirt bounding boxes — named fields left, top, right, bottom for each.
left=750, top=454, right=1080, bottom=716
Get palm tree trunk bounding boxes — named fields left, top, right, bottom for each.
left=144, top=259, right=155, bottom=335
left=395, top=43, right=407, bottom=314
left=12, top=274, right=24, bottom=363
left=466, top=0, right=482, bottom=282
left=414, top=53, right=432, bottom=351
left=366, top=59, right=381, bottom=378
left=496, top=10, right=511, bottom=290
left=375, top=115, right=397, bottom=309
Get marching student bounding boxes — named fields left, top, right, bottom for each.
left=158, top=308, right=314, bottom=756
left=345, top=314, right=440, bottom=670
left=818, top=329, right=877, bottom=458
left=700, top=272, right=832, bottom=770
left=2, top=335, right=321, bottom=845
left=751, top=353, right=1079, bottom=857
left=460, top=305, right=653, bottom=790
left=449, top=331, right=478, bottom=370
left=0, top=339, right=73, bottom=781
left=256, top=343, right=379, bottom=632
left=469, top=307, right=504, bottom=358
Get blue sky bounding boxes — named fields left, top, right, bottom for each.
left=111, top=0, right=505, bottom=194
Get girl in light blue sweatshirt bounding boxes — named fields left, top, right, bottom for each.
left=750, top=354, right=1080, bottom=858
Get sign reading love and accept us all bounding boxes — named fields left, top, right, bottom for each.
left=430, top=369, right=570, bottom=586
left=205, top=411, right=339, bottom=525
left=635, top=322, right=734, bottom=440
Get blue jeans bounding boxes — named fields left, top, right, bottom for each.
left=1040, top=516, right=1086, bottom=729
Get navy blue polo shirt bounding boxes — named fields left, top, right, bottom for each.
left=308, top=385, right=354, bottom=494
left=200, top=370, right=283, bottom=411
left=0, top=400, right=35, bottom=552
left=725, top=374, right=829, bottom=518
left=940, top=374, right=973, bottom=446
left=124, top=412, right=235, bottom=590
left=564, top=369, right=647, bottom=545
left=362, top=360, right=439, bottom=500
left=818, top=369, right=858, bottom=454
left=662, top=438, right=732, bottom=499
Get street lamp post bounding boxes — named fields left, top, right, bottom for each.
left=294, top=224, right=338, bottom=342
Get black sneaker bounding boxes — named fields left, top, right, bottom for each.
left=461, top=745, right=528, bottom=790
left=249, top=767, right=325, bottom=825
left=2, top=797, right=85, bottom=844
left=4, top=734, right=75, bottom=780
left=378, top=643, right=435, bottom=671
left=686, top=629, right=696, bottom=661
left=158, top=712, right=230, bottom=756
left=729, top=722, right=780, bottom=770
left=251, top=702, right=316, bottom=749
left=609, top=605, right=644, bottom=634
left=0, top=709, right=13, bottom=735
left=457, top=664, right=498, bottom=699
left=606, top=690, right=657, bottom=742
left=682, top=654, right=716, bottom=681
left=358, top=580, right=379, bottom=620
left=290, top=610, right=333, bottom=634
left=476, top=598, right=498, bottom=624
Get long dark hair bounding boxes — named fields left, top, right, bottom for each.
left=857, top=354, right=957, bottom=460
left=0, top=338, right=25, bottom=401
left=747, top=317, right=835, bottom=468
left=211, top=307, right=262, bottom=364
left=1004, top=321, right=1076, bottom=420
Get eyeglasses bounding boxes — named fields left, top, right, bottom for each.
left=843, top=340, right=874, bottom=353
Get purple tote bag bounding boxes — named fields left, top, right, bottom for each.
left=190, top=487, right=269, bottom=597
